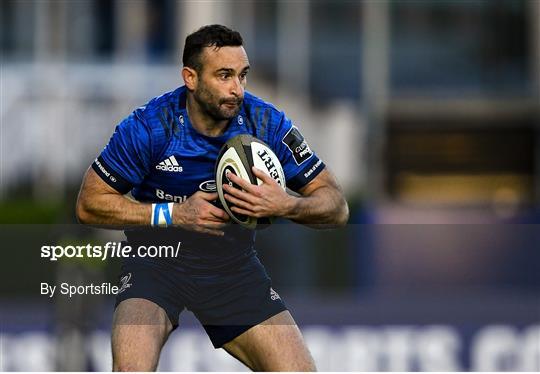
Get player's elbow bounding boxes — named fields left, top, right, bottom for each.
left=317, top=194, right=349, bottom=228
left=334, top=196, right=349, bottom=226
left=75, top=193, right=93, bottom=224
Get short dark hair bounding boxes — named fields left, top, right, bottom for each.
left=182, top=25, right=243, bottom=72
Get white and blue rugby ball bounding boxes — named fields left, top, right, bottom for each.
left=215, top=134, right=286, bottom=230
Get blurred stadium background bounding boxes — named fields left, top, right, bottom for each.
left=1, top=0, right=539, bottom=371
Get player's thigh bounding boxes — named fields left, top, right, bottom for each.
left=111, top=298, right=174, bottom=371
left=222, top=310, right=316, bottom=372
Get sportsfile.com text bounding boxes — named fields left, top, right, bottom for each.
left=40, top=242, right=181, bottom=261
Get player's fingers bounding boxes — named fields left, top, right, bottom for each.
left=201, top=221, right=228, bottom=229
left=223, top=193, right=255, bottom=211
left=231, top=206, right=260, bottom=218
left=200, top=228, right=225, bottom=236
left=205, top=214, right=229, bottom=226
left=252, top=167, right=274, bottom=184
left=226, top=172, right=257, bottom=194
left=192, top=224, right=225, bottom=236
left=207, top=205, right=230, bottom=221
left=195, top=192, right=219, bottom=201
left=222, top=183, right=260, bottom=203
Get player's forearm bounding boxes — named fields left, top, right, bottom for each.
left=284, top=187, right=349, bottom=227
left=76, top=192, right=152, bottom=226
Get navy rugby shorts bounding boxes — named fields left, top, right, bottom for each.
left=114, top=255, right=287, bottom=348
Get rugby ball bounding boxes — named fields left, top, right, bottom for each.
left=215, top=134, right=286, bottom=229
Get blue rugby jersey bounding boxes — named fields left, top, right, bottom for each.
left=92, top=86, right=325, bottom=268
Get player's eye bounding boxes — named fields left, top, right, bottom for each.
left=219, top=73, right=230, bottom=80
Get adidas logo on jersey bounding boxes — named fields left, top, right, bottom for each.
left=156, top=156, right=183, bottom=173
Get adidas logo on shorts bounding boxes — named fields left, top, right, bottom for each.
left=156, top=155, right=183, bottom=173
left=270, top=287, right=281, bottom=301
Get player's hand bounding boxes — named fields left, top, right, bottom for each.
left=223, top=167, right=295, bottom=219
left=173, top=192, right=230, bottom=236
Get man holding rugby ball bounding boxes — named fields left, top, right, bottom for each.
left=77, top=24, right=348, bottom=372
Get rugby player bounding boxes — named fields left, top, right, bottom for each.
left=76, top=25, right=348, bottom=371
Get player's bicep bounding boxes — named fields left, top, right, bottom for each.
left=80, top=167, right=123, bottom=198
left=77, top=167, right=125, bottom=223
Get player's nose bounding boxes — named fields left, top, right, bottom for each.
left=230, top=76, right=244, bottom=97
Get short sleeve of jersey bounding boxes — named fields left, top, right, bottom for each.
left=270, top=113, right=325, bottom=191
left=91, top=109, right=152, bottom=194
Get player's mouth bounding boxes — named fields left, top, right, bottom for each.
left=223, top=102, right=238, bottom=109
left=221, top=99, right=242, bottom=109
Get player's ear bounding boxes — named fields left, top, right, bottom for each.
left=182, top=67, right=198, bottom=91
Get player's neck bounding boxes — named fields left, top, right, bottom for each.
left=186, top=96, right=229, bottom=138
